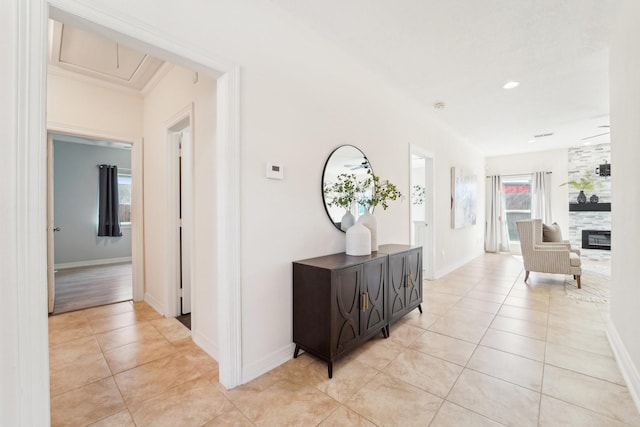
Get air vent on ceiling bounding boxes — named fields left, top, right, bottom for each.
left=534, top=132, right=554, bottom=138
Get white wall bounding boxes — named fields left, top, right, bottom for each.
left=47, top=72, right=143, bottom=139
left=141, top=65, right=218, bottom=356
left=51, top=0, right=485, bottom=382
left=486, top=149, right=569, bottom=236
left=609, top=0, right=640, bottom=409
left=1, top=5, right=486, bottom=420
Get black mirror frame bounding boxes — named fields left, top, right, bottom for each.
left=321, top=145, right=372, bottom=232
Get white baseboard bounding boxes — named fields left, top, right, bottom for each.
left=192, top=329, right=219, bottom=362
left=242, top=343, right=296, bottom=384
left=606, top=321, right=640, bottom=413
left=144, top=292, right=165, bottom=315
left=55, top=256, right=132, bottom=270
left=434, top=250, right=484, bottom=279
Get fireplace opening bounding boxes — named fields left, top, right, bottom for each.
left=581, top=230, right=611, bottom=250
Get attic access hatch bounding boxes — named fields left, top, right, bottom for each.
left=49, top=19, right=164, bottom=90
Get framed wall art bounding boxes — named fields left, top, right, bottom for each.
left=451, top=167, right=477, bottom=229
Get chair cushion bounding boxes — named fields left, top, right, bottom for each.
left=569, top=252, right=581, bottom=267
left=543, top=222, right=563, bottom=242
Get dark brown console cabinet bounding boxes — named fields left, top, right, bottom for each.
left=381, top=244, right=423, bottom=323
left=293, top=245, right=422, bottom=378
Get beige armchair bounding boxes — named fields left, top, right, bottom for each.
left=516, top=219, right=582, bottom=288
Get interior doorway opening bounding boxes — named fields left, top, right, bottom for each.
left=167, top=109, right=193, bottom=318
left=409, top=147, right=435, bottom=280
left=47, top=132, right=136, bottom=314
left=13, top=5, right=242, bottom=418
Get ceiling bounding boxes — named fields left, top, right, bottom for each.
left=268, top=0, right=621, bottom=156
left=48, top=20, right=164, bottom=91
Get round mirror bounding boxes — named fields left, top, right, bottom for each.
left=322, top=145, right=374, bottom=232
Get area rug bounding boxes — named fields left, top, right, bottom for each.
left=564, top=259, right=611, bottom=303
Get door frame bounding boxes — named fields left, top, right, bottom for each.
left=14, top=2, right=242, bottom=421
left=47, top=134, right=55, bottom=313
left=409, top=145, right=436, bottom=280
left=165, top=104, right=194, bottom=317
left=46, top=126, right=144, bottom=308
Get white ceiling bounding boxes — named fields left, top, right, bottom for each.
left=49, top=20, right=164, bottom=91
left=268, top=0, right=621, bottom=156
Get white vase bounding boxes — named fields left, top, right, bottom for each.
left=346, top=222, right=371, bottom=256
left=358, top=210, right=378, bottom=251
left=340, top=210, right=355, bottom=231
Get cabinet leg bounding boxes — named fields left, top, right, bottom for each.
left=381, top=327, right=388, bottom=339
left=293, top=344, right=300, bottom=358
left=385, top=324, right=390, bottom=337
left=417, top=304, right=423, bottom=314
left=328, top=362, right=333, bottom=379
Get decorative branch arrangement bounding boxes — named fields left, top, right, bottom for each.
left=324, top=169, right=403, bottom=211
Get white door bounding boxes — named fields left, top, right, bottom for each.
left=179, top=128, right=192, bottom=314
left=47, top=134, right=55, bottom=313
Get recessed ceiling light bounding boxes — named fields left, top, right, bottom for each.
left=528, top=139, right=536, bottom=144
left=503, top=81, right=520, bottom=89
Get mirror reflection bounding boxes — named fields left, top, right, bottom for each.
left=322, top=145, right=374, bottom=232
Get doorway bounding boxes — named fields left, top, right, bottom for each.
left=167, top=108, right=193, bottom=318
left=14, top=6, right=242, bottom=419
left=47, top=133, right=135, bottom=314
left=410, top=147, right=435, bottom=280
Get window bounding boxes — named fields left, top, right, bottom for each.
left=118, top=173, right=131, bottom=225
left=503, top=176, right=532, bottom=242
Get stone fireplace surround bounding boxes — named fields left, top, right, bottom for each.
left=567, top=143, right=611, bottom=261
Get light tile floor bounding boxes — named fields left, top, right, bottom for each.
left=49, top=254, right=640, bottom=426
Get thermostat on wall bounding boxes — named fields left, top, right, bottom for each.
left=266, top=163, right=284, bottom=180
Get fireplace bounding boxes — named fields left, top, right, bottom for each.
left=581, top=230, right=611, bottom=250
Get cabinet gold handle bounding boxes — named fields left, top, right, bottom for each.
left=361, top=293, right=366, bottom=312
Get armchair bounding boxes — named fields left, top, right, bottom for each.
left=516, top=219, right=581, bottom=288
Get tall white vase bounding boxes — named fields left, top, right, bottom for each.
left=340, top=210, right=355, bottom=231
left=346, top=222, right=371, bottom=256
left=358, top=210, right=378, bottom=251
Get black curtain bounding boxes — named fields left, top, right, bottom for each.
left=98, top=164, right=122, bottom=237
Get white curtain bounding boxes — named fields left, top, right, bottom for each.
left=485, top=176, right=509, bottom=253
left=531, top=171, right=552, bottom=223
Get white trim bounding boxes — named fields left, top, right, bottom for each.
left=143, top=291, right=164, bottom=315
left=55, top=257, right=132, bottom=270
left=409, top=144, right=436, bottom=280
left=140, top=62, right=174, bottom=96
left=192, top=330, right=219, bottom=362
left=165, top=104, right=194, bottom=318
left=15, top=0, right=51, bottom=424
left=606, top=321, right=640, bottom=413
left=47, top=122, right=136, bottom=145
left=48, top=64, right=144, bottom=97
left=47, top=126, right=144, bottom=303
left=47, top=1, right=243, bottom=389
left=47, top=134, right=55, bottom=313
left=434, top=250, right=485, bottom=279
left=131, top=137, right=145, bottom=301
left=216, top=67, right=243, bottom=388
left=243, top=344, right=296, bottom=384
